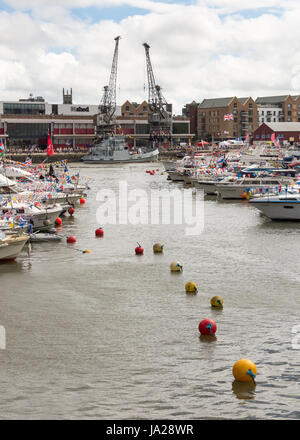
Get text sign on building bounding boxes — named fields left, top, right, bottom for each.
left=71, top=106, right=90, bottom=112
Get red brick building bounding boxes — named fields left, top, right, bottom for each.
left=253, top=122, right=300, bottom=143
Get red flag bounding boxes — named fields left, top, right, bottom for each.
left=47, top=130, right=54, bottom=157
left=271, top=133, right=276, bottom=142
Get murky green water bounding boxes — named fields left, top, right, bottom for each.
left=0, top=163, right=299, bottom=419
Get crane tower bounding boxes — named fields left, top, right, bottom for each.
left=143, top=42, right=172, bottom=148
left=94, top=36, right=121, bottom=137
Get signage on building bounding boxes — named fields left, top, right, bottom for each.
left=71, top=106, right=90, bottom=112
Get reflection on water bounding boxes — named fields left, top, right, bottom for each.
left=0, top=162, right=299, bottom=419
left=232, top=380, right=256, bottom=400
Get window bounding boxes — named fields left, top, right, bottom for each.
left=262, top=111, right=264, bottom=115
left=3, top=102, right=45, bottom=115
left=288, top=104, right=291, bottom=108
left=125, top=106, right=130, bottom=111
left=7, top=123, right=49, bottom=139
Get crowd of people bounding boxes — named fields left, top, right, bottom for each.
left=5, top=145, right=93, bottom=154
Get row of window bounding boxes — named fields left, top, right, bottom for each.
left=4, top=103, right=45, bottom=115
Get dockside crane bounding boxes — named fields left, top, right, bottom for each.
left=94, top=36, right=121, bottom=137
left=143, top=42, right=172, bottom=148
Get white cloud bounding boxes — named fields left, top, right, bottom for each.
left=0, top=1, right=300, bottom=113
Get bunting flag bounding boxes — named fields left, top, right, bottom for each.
left=47, top=130, right=54, bottom=157
left=224, top=113, right=233, bottom=121
left=0, top=139, right=5, bottom=156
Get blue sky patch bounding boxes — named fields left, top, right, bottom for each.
left=71, top=5, right=149, bottom=23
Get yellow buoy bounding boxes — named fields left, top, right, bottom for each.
left=153, top=243, right=164, bottom=253
left=185, top=282, right=197, bottom=293
left=170, top=261, right=183, bottom=272
left=232, top=359, right=257, bottom=383
left=83, top=249, right=91, bottom=254
left=210, top=296, right=223, bottom=308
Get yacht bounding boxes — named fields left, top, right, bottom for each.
left=82, top=135, right=159, bottom=163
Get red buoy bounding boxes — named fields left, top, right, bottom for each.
left=80, top=198, right=85, bottom=204
left=66, top=236, right=76, bottom=244
left=68, top=207, right=75, bottom=216
left=135, top=243, right=144, bottom=255
left=198, top=319, right=217, bottom=336
left=55, top=217, right=62, bottom=226
left=95, top=228, right=104, bottom=237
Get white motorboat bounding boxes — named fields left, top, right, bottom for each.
left=215, top=175, right=294, bottom=199
left=192, top=173, right=235, bottom=195
left=249, top=192, right=300, bottom=220
left=1, top=200, right=63, bottom=231
left=0, top=230, right=29, bottom=261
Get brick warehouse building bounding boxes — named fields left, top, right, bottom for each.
left=253, top=122, right=300, bottom=143
left=256, top=95, right=300, bottom=125
left=0, top=92, right=191, bottom=150
left=197, top=96, right=258, bottom=142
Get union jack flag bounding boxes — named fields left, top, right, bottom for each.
left=224, top=113, right=233, bottom=121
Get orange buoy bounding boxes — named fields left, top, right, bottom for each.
left=55, top=217, right=62, bottom=226
left=241, top=191, right=247, bottom=199
left=80, top=198, right=85, bottom=204
left=232, top=359, right=257, bottom=382
left=66, top=236, right=76, bottom=244
left=68, top=207, right=75, bottom=215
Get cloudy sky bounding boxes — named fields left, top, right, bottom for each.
left=0, top=0, right=300, bottom=113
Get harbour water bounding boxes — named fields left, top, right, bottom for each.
left=0, top=162, right=299, bottom=419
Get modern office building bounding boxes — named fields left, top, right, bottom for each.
left=0, top=91, right=191, bottom=150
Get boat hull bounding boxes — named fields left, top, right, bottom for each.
left=0, top=236, right=28, bottom=261
left=194, top=180, right=218, bottom=195
left=167, top=171, right=185, bottom=182
left=250, top=200, right=300, bottom=220
left=82, top=151, right=159, bottom=164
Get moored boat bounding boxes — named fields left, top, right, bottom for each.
left=249, top=193, right=300, bottom=220
left=0, top=230, right=29, bottom=262
left=82, top=135, right=159, bottom=163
